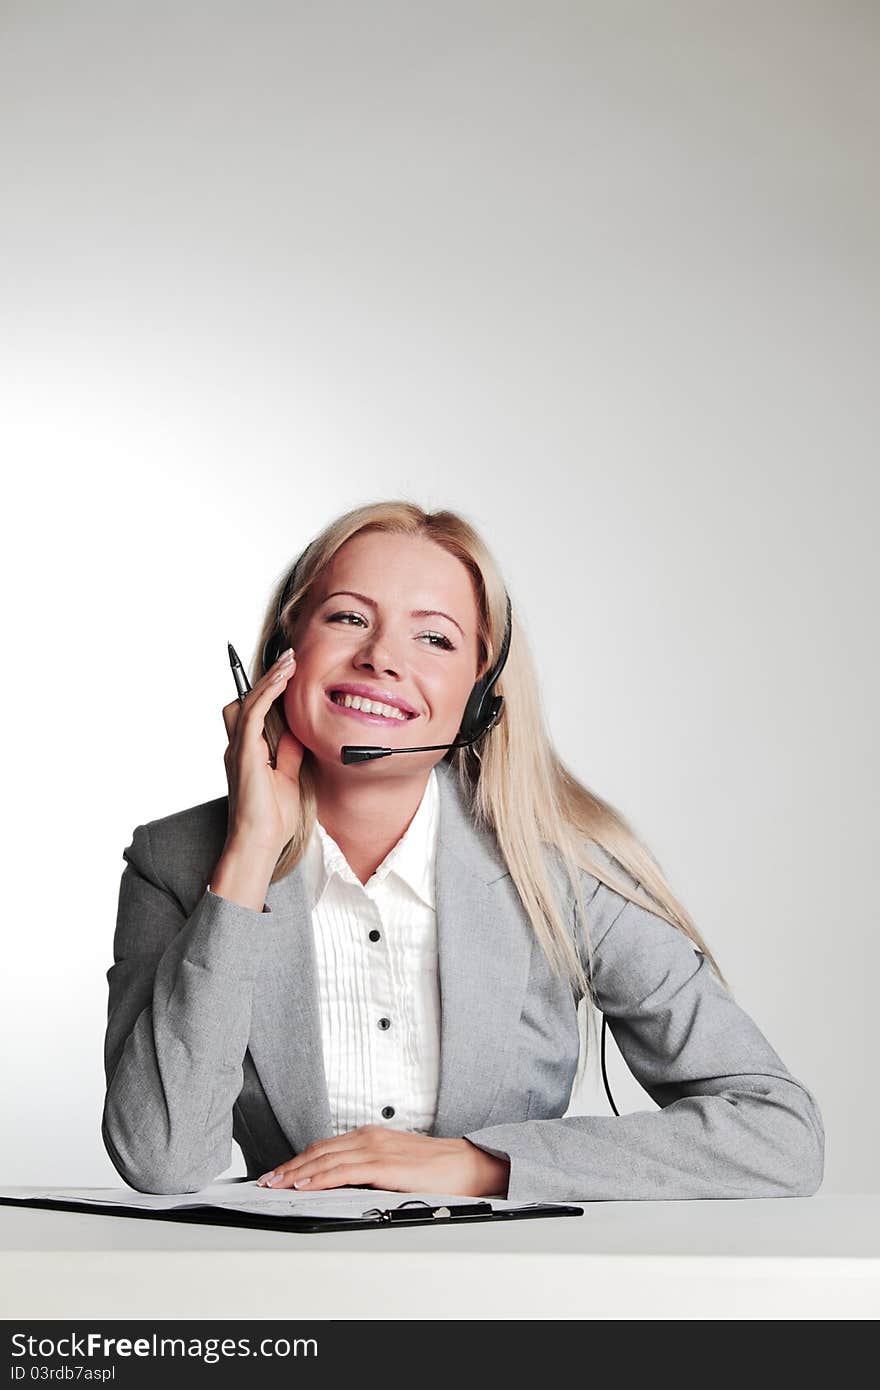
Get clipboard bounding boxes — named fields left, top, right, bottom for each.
left=0, top=1193, right=584, bottom=1234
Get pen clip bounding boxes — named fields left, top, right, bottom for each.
left=362, top=1198, right=429, bottom=1222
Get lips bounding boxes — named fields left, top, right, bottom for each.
left=324, top=690, right=419, bottom=727
left=325, top=684, right=418, bottom=718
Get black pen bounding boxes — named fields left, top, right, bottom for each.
left=228, top=641, right=275, bottom=767
left=227, top=642, right=252, bottom=705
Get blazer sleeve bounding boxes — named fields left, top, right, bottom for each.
left=102, top=821, right=275, bottom=1194
left=462, top=859, right=826, bottom=1204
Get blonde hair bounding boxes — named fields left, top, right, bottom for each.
left=255, top=500, right=730, bottom=1091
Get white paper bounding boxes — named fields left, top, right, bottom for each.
left=0, top=1181, right=553, bottom=1222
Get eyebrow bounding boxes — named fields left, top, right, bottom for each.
left=321, top=590, right=466, bottom=638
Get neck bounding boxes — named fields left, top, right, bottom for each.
left=310, top=761, right=435, bottom=885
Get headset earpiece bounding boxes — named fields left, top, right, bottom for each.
left=457, top=592, right=512, bottom=743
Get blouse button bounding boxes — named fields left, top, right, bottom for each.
left=381, top=1106, right=395, bottom=1119
left=378, top=1016, right=391, bottom=1030
left=368, top=929, right=381, bottom=942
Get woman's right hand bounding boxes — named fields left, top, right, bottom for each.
left=220, top=648, right=305, bottom=855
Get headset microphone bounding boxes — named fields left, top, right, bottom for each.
left=340, top=703, right=504, bottom=763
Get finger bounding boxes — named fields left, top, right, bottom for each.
left=262, top=1135, right=367, bottom=1184
left=249, top=652, right=296, bottom=712
left=238, top=682, right=294, bottom=767
left=227, top=654, right=296, bottom=742
left=221, top=648, right=289, bottom=738
left=265, top=1160, right=379, bottom=1191
left=301, top=1161, right=383, bottom=1191
left=258, top=1134, right=372, bottom=1189
left=248, top=652, right=296, bottom=707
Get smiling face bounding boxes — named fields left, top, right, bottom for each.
left=282, top=531, right=482, bottom=774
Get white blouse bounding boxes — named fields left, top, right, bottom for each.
left=299, top=766, right=441, bottom=1137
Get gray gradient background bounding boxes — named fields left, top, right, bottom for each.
left=2, top=1, right=876, bottom=1194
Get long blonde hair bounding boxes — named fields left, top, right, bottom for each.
left=255, top=500, right=730, bottom=1090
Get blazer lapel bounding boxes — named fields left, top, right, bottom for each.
left=429, top=763, right=534, bottom=1137
left=246, top=760, right=534, bottom=1156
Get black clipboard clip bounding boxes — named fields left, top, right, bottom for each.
left=362, top=1199, right=495, bottom=1223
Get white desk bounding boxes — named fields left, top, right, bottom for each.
left=1, top=1194, right=877, bottom=1320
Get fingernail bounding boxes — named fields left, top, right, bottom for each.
left=293, top=1177, right=311, bottom=1188
left=267, top=1173, right=283, bottom=1186
left=257, top=1171, right=275, bottom=1186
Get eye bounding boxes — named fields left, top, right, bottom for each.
left=327, top=612, right=456, bottom=650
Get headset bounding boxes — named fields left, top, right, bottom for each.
left=263, top=541, right=619, bottom=1116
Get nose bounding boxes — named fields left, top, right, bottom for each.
left=354, top=626, right=403, bottom=678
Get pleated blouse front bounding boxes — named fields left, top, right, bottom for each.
left=299, top=767, right=441, bottom=1137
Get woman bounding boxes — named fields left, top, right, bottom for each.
left=102, top=500, right=825, bottom=1200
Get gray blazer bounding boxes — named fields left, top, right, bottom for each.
left=102, top=759, right=825, bottom=1200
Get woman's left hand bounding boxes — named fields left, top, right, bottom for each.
left=256, top=1127, right=509, bottom=1197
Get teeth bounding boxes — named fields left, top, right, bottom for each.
left=331, top=692, right=409, bottom=720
